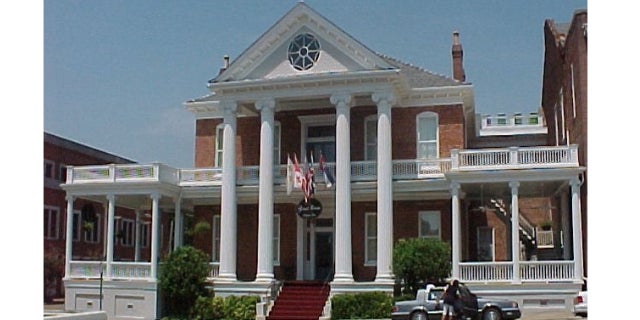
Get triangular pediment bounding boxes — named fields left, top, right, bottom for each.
left=213, top=3, right=394, bottom=83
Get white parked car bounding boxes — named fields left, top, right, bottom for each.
left=573, top=279, right=587, bottom=318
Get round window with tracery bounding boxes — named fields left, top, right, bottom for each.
left=287, top=33, right=321, bottom=71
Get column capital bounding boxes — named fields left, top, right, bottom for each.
left=571, top=175, right=584, bottom=188
left=150, top=193, right=161, bottom=201
left=509, top=181, right=520, bottom=190
left=371, top=90, right=396, bottom=106
left=450, top=182, right=461, bottom=195
left=330, top=93, right=353, bottom=111
left=106, top=194, right=116, bottom=202
left=255, top=99, right=276, bottom=113
left=65, top=195, right=75, bottom=202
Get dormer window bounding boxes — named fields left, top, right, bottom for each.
left=288, top=33, right=321, bottom=71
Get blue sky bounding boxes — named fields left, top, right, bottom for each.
left=42, top=0, right=587, bottom=168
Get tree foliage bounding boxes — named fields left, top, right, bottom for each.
left=159, top=246, right=211, bottom=317
left=392, top=238, right=451, bottom=295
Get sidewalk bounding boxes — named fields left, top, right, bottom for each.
left=520, top=309, right=581, bottom=320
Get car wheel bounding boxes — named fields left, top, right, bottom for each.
left=482, top=308, right=502, bottom=320
left=410, top=311, right=428, bottom=320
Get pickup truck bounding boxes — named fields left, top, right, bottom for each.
left=391, top=283, right=521, bottom=320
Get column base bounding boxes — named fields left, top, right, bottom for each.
left=215, top=274, right=238, bottom=282
left=255, top=273, right=274, bottom=282
left=374, top=273, right=395, bottom=284
left=332, top=274, right=354, bottom=283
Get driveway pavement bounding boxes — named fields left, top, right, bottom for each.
left=520, top=309, right=584, bottom=320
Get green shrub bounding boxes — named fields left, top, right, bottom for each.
left=224, top=295, right=260, bottom=320
left=158, top=246, right=211, bottom=318
left=393, top=238, right=451, bottom=295
left=189, top=295, right=224, bottom=320
left=393, top=293, right=416, bottom=302
left=331, top=292, right=392, bottom=319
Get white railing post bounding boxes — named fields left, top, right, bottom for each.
left=509, top=147, right=519, bottom=167
left=450, top=149, right=459, bottom=171
left=109, top=164, right=116, bottom=182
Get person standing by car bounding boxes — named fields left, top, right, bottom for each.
left=439, top=279, right=460, bottom=320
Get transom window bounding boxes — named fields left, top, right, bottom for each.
left=287, top=33, right=321, bottom=71
left=419, top=211, right=441, bottom=239
left=416, top=112, right=439, bottom=159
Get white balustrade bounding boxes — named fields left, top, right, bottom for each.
left=459, top=262, right=513, bottom=282
left=110, top=262, right=152, bottom=279
left=66, top=146, right=578, bottom=186
left=460, top=261, right=575, bottom=283
left=208, top=262, right=220, bottom=279
left=520, top=261, right=574, bottom=281
left=69, top=261, right=105, bottom=278
left=536, top=229, right=555, bottom=248
left=453, top=145, right=578, bottom=171
left=180, top=168, right=223, bottom=186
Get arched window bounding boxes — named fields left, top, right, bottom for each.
left=416, top=112, right=439, bottom=159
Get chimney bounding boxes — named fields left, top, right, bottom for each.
left=452, top=31, right=466, bottom=82
left=218, top=55, right=230, bottom=75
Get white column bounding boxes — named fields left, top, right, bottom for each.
left=372, top=91, right=394, bottom=283
left=560, top=191, right=571, bottom=260
left=150, top=193, right=161, bottom=280
left=173, top=196, right=182, bottom=250
left=509, top=181, right=521, bottom=283
left=64, top=195, right=75, bottom=278
left=105, top=194, right=116, bottom=279
left=256, top=99, right=276, bottom=282
left=331, top=93, right=354, bottom=282
left=571, top=178, right=584, bottom=282
left=134, top=209, right=142, bottom=262
left=450, top=183, right=461, bottom=279
left=218, top=100, right=238, bottom=281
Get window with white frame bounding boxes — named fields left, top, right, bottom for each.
left=120, top=218, right=135, bottom=247
left=212, top=215, right=221, bottom=262
left=215, top=125, right=224, bottom=167
left=364, top=116, right=377, bottom=161
left=273, top=122, right=281, bottom=165
left=44, top=159, right=55, bottom=179
left=477, top=226, right=495, bottom=261
left=84, top=213, right=102, bottom=243
left=416, top=112, right=439, bottom=159
left=140, top=222, right=150, bottom=248
left=365, top=212, right=377, bottom=264
left=273, top=214, right=281, bottom=265
left=44, top=206, right=60, bottom=240
left=419, top=211, right=441, bottom=239
left=215, top=122, right=282, bottom=167
left=72, top=211, right=81, bottom=242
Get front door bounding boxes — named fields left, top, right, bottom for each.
left=314, top=231, right=333, bottom=281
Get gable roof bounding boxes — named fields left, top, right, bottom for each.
left=208, top=2, right=463, bottom=89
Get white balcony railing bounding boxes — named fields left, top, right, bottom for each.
left=64, top=145, right=578, bottom=187
left=451, top=145, right=578, bottom=171
left=460, top=261, right=575, bottom=283
left=67, top=261, right=152, bottom=280
left=65, top=163, right=179, bottom=185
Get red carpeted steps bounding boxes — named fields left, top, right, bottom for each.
left=267, top=281, right=330, bottom=320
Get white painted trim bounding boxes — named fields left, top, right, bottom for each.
left=416, top=112, right=439, bottom=159
left=364, top=212, right=377, bottom=266
left=44, top=205, right=61, bottom=240
left=364, top=115, right=377, bottom=161
left=418, top=210, right=441, bottom=239
left=273, top=214, right=281, bottom=266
